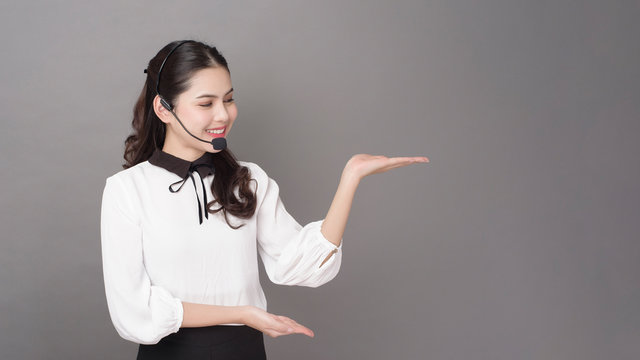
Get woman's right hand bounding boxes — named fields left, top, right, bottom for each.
left=243, top=306, right=315, bottom=338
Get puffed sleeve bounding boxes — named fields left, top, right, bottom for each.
left=250, top=163, right=343, bottom=287
left=100, top=175, right=184, bottom=345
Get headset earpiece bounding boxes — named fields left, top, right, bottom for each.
left=160, top=97, right=173, bottom=111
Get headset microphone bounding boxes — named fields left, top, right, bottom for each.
left=211, top=137, right=227, bottom=151
left=154, top=41, right=228, bottom=152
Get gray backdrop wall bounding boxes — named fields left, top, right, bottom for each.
left=1, top=0, right=638, bottom=359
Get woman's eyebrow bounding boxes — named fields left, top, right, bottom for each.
left=195, top=88, right=234, bottom=99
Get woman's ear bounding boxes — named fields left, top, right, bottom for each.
left=153, top=95, right=172, bottom=124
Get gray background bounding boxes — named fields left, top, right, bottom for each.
left=1, top=0, right=638, bottom=359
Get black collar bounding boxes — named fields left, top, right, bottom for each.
left=148, top=148, right=215, bottom=178
left=148, top=148, right=216, bottom=224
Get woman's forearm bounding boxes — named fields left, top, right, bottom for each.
left=320, top=170, right=360, bottom=248
left=180, top=302, right=249, bottom=328
left=319, top=154, right=428, bottom=249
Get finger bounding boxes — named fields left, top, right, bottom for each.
left=289, top=323, right=314, bottom=337
left=388, top=156, right=429, bottom=163
left=372, top=158, right=416, bottom=169
left=274, top=316, right=298, bottom=332
left=371, top=161, right=422, bottom=175
left=391, top=160, right=425, bottom=168
left=386, top=157, right=430, bottom=168
left=278, top=316, right=315, bottom=337
left=381, top=160, right=421, bottom=170
left=283, top=318, right=315, bottom=338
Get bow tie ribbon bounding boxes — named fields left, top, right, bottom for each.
left=168, top=163, right=215, bottom=224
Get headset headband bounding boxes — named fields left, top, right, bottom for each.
left=155, top=40, right=191, bottom=101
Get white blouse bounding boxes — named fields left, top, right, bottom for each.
left=100, top=150, right=342, bottom=345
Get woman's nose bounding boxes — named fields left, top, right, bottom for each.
left=213, top=102, right=230, bottom=122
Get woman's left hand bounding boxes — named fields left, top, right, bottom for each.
left=342, top=154, right=429, bottom=182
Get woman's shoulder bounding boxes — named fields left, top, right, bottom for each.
left=237, top=160, right=268, bottom=180
left=107, top=161, right=151, bottom=180
left=103, top=161, right=155, bottom=193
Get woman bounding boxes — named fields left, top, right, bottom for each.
left=101, top=40, right=429, bottom=359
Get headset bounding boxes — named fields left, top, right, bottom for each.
left=148, top=40, right=227, bottom=151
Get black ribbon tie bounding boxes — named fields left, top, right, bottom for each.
left=168, top=163, right=215, bottom=224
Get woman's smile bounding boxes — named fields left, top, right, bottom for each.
left=205, top=126, right=226, bottom=138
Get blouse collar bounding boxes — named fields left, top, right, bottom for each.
left=148, top=148, right=215, bottom=178
left=148, top=148, right=216, bottom=225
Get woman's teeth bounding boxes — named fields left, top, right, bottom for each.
left=206, top=128, right=224, bottom=134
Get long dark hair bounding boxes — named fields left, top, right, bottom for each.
left=123, top=40, right=256, bottom=229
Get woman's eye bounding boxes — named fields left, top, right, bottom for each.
left=198, top=99, right=234, bottom=107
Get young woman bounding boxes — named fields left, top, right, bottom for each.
left=101, top=40, right=429, bottom=359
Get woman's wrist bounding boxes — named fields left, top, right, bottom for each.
left=341, top=166, right=362, bottom=185
left=239, top=305, right=255, bottom=326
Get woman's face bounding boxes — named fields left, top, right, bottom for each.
left=158, top=66, right=237, bottom=160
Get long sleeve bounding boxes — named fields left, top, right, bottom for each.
left=251, top=164, right=343, bottom=288
left=100, top=176, right=184, bottom=345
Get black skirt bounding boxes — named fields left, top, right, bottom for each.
left=137, top=325, right=266, bottom=360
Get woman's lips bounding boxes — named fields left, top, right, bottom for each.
left=205, top=126, right=226, bottom=138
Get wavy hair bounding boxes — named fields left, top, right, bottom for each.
left=123, top=40, right=256, bottom=229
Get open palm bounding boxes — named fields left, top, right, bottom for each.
left=245, top=306, right=315, bottom=338
left=344, top=154, right=429, bottom=180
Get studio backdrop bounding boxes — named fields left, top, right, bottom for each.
left=1, top=1, right=639, bottom=359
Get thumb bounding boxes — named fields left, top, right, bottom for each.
left=272, top=317, right=293, bottom=333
